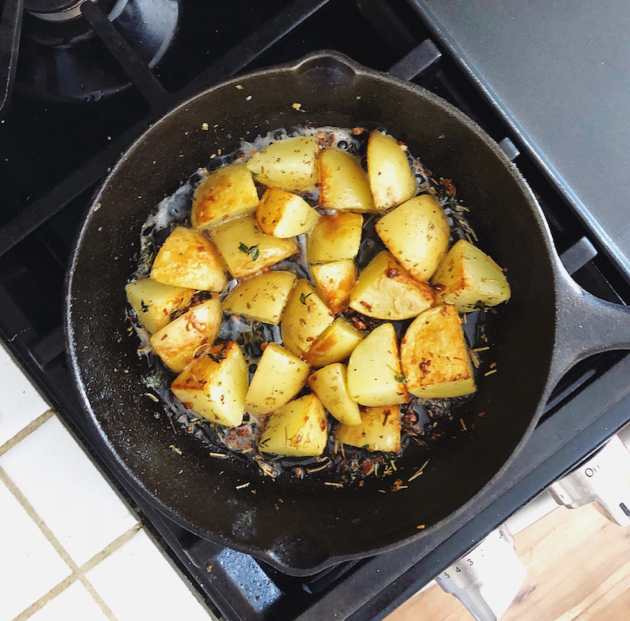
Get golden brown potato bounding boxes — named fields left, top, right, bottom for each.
left=302, top=318, right=364, bottom=368
left=367, top=132, right=416, bottom=210
left=150, top=227, right=227, bottom=292
left=246, top=136, right=319, bottom=192
left=375, top=194, right=450, bottom=281
left=256, top=188, right=319, bottom=238
left=171, top=342, right=247, bottom=427
left=311, top=259, right=356, bottom=314
left=222, top=271, right=296, bottom=324
left=335, top=405, right=401, bottom=452
left=191, top=162, right=259, bottom=230
left=349, top=251, right=434, bottom=320
left=125, top=279, right=194, bottom=334
left=401, top=304, right=476, bottom=398
left=245, top=343, right=310, bottom=415
left=150, top=298, right=222, bottom=373
left=431, top=239, right=511, bottom=311
left=308, top=363, right=361, bottom=426
left=307, top=213, right=363, bottom=264
left=318, top=148, right=377, bottom=212
left=347, top=322, right=408, bottom=406
left=258, top=393, right=328, bottom=456
left=280, top=280, right=335, bottom=357
left=210, top=215, right=298, bottom=279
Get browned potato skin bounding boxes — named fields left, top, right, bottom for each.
left=150, top=227, right=227, bottom=292
left=307, top=213, right=363, bottom=264
left=335, top=405, right=401, bottom=452
left=256, top=188, right=319, bottom=238
left=191, top=162, right=259, bottom=230
left=311, top=259, right=357, bottom=314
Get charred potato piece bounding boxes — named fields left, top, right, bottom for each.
left=302, top=317, right=364, bottom=368
left=150, top=298, right=222, bottom=373
left=335, top=405, right=401, bottom=452
left=375, top=194, right=450, bottom=282
left=431, top=239, right=511, bottom=312
left=210, top=215, right=298, bottom=279
left=349, top=251, right=434, bottom=320
left=308, top=363, right=361, bottom=426
left=150, top=227, right=227, bottom=292
left=311, top=259, right=356, bottom=314
left=401, top=304, right=476, bottom=398
left=256, top=188, right=319, bottom=238
left=191, top=162, right=259, bottom=230
left=246, top=136, right=319, bottom=192
left=367, top=132, right=416, bottom=210
left=245, top=343, right=310, bottom=415
left=222, top=271, right=296, bottom=325
left=307, top=213, right=363, bottom=264
left=258, top=393, right=328, bottom=456
left=125, top=279, right=194, bottom=334
left=171, top=342, right=247, bottom=427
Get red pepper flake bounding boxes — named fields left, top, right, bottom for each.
left=419, top=360, right=432, bottom=375
left=360, top=301, right=372, bottom=311
left=236, top=427, right=250, bottom=437
left=441, top=177, right=457, bottom=196
left=352, top=127, right=366, bottom=135
left=385, top=267, right=400, bottom=279
left=433, top=283, right=446, bottom=292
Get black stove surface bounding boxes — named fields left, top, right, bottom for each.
left=1, top=1, right=630, bottom=620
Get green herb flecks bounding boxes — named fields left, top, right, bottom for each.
left=140, top=300, right=149, bottom=313
left=238, top=242, right=260, bottom=261
left=299, top=292, right=313, bottom=305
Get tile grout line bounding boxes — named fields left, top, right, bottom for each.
left=0, top=465, right=141, bottom=621
left=0, top=409, right=55, bottom=458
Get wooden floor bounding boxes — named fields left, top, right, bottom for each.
left=387, top=504, right=630, bottom=621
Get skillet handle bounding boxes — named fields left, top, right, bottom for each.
left=551, top=268, right=630, bottom=385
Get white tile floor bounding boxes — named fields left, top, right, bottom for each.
left=0, top=345, right=215, bottom=621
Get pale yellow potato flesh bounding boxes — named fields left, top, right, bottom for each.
left=307, top=213, right=363, bottom=264
left=431, top=239, right=511, bottom=312
left=150, top=227, right=227, bottom=291
left=349, top=250, right=434, bottom=320
left=347, top=322, right=408, bottom=406
left=256, top=188, right=319, bottom=238
left=280, top=280, right=335, bottom=357
left=318, top=148, right=377, bottom=212
left=400, top=304, right=476, bottom=398
left=302, top=318, right=365, bottom=368
left=125, top=279, right=193, bottom=334
left=308, top=363, right=361, bottom=426
left=150, top=298, right=222, bottom=373
left=376, top=194, right=450, bottom=282
left=171, top=342, right=247, bottom=427
left=311, top=259, right=356, bottom=314
left=245, top=343, right=310, bottom=415
left=367, top=132, right=416, bottom=210
left=335, top=405, right=401, bottom=452
left=258, top=393, right=328, bottom=456
left=191, top=162, right=259, bottom=230
left=246, top=136, right=319, bottom=192
left=210, top=215, right=298, bottom=279
left=222, top=271, right=296, bottom=325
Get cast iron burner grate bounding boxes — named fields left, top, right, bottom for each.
left=1, top=1, right=630, bottom=620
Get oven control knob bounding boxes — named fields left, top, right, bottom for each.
left=435, top=526, right=525, bottom=621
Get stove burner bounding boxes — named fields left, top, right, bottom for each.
left=17, top=0, right=179, bottom=102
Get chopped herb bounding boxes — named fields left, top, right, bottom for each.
left=324, top=482, right=344, bottom=488
left=299, top=292, right=313, bottom=305
left=394, top=374, right=407, bottom=383
left=169, top=444, right=182, bottom=455
left=484, top=369, right=498, bottom=376
left=140, top=300, right=149, bottom=313
left=236, top=482, right=250, bottom=490
left=209, top=348, right=227, bottom=364
left=238, top=242, right=260, bottom=261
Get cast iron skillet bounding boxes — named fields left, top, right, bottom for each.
left=65, top=51, right=630, bottom=575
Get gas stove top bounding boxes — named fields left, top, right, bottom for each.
left=1, top=1, right=630, bottom=620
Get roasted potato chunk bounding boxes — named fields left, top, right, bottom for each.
left=319, top=148, right=377, bottom=213
left=347, top=322, right=407, bottom=406
left=281, top=280, right=335, bottom=357
left=302, top=318, right=364, bottom=368
left=258, top=393, right=328, bottom=456
left=349, top=251, right=434, bottom=320
left=191, top=162, right=259, bottom=230
left=431, top=239, right=511, bottom=311
left=150, top=298, right=222, bottom=373
left=307, top=213, right=363, bottom=264
left=335, top=405, right=401, bottom=452
left=222, top=271, right=296, bottom=324
left=171, top=342, right=247, bottom=427
left=125, top=279, right=193, bottom=334
left=367, top=132, right=416, bottom=210
left=256, top=188, right=319, bottom=238
left=246, top=136, right=319, bottom=192
left=401, top=305, right=476, bottom=398
left=311, top=259, right=356, bottom=314
left=245, top=343, right=310, bottom=415
left=376, top=194, right=450, bottom=282
left=210, top=215, right=298, bottom=279
left=150, top=227, right=227, bottom=292
left=308, top=363, right=361, bottom=426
